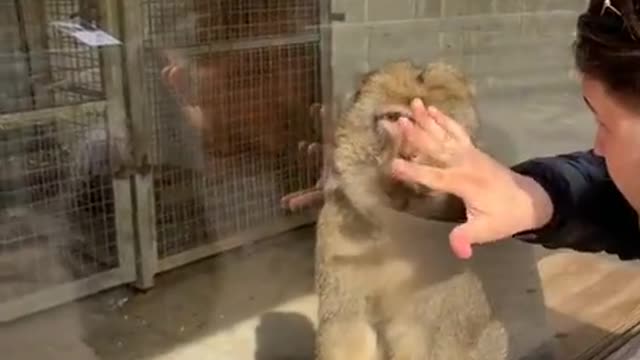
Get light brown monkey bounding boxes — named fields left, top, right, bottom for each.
left=314, top=60, right=509, bottom=360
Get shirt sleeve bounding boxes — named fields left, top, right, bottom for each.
left=511, top=150, right=640, bottom=260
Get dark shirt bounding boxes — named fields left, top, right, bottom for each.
left=511, top=150, right=640, bottom=260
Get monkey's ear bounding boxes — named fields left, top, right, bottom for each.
left=350, top=70, right=375, bottom=102
left=354, top=69, right=376, bottom=89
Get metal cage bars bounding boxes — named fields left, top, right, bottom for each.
left=0, top=0, right=137, bottom=322
left=0, top=0, right=330, bottom=321
left=124, top=0, right=330, bottom=289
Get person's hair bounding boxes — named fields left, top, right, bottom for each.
left=574, top=0, right=640, bottom=104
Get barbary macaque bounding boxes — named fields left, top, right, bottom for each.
left=314, top=60, right=508, bottom=360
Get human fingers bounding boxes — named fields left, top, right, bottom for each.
left=426, top=106, right=472, bottom=146
left=449, top=218, right=505, bottom=259
left=396, top=117, right=450, bottom=164
left=391, top=158, right=458, bottom=194
left=449, top=226, right=473, bottom=260
left=411, top=99, right=448, bottom=143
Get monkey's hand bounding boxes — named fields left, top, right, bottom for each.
left=160, top=52, right=207, bottom=131
left=280, top=140, right=328, bottom=211
left=281, top=102, right=332, bottom=211
left=160, top=51, right=190, bottom=104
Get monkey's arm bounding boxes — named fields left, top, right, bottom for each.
left=511, top=150, right=640, bottom=260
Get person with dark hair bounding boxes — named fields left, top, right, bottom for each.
left=387, top=0, right=640, bottom=260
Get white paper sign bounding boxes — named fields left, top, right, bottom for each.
left=50, top=21, right=122, bottom=47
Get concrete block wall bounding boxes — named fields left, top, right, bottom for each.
left=329, top=0, right=590, bottom=106
left=328, top=0, right=596, bottom=169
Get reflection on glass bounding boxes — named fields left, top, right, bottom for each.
left=1, top=1, right=639, bottom=360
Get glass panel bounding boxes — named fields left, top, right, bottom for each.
left=3, top=1, right=640, bottom=360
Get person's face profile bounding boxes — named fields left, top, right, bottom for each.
left=581, top=74, right=640, bottom=209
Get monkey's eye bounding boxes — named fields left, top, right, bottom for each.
left=373, top=111, right=415, bottom=123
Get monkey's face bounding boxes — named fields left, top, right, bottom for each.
left=353, top=60, right=477, bottom=161
left=358, top=60, right=476, bottom=130
left=347, top=60, right=479, bottom=198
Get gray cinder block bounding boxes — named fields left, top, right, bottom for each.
left=368, top=20, right=441, bottom=68
left=367, top=0, right=416, bottom=21
left=332, top=0, right=367, bottom=23
left=442, top=0, right=494, bottom=17
left=522, top=0, right=588, bottom=12
left=416, top=0, right=442, bottom=18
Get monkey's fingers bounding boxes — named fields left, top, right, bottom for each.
left=280, top=187, right=324, bottom=210
left=160, top=65, right=172, bottom=85
left=297, top=141, right=323, bottom=157
left=161, top=65, right=188, bottom=103
left=182, top=105, right=205, bottom=130
left=308, top=102, right=325, bottom=121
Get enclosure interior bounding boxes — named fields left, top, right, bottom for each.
left=2, top=0, right=640, bottom=359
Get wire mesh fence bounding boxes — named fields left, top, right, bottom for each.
left=142, top=0, right=319, bottom=47
left=134, top=0, right=325, bottom=265
left=0, top=108, right=118, bottom=302
left=1, top=0, right=328, bottom=318
left=45, top=0, right=104, bottom=107
left=0, top=0, right=133, bottom=321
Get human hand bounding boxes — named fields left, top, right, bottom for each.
left=388, top=99, right=554, bottom=259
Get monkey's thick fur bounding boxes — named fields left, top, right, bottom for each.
left=315, top=60, right=509, bottom=360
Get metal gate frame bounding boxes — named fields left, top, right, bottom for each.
left=1, top=0, right=333, bottom=321
left=122, top=0, right=334, bottom=289
left=0, top=0, right=137, bottom=323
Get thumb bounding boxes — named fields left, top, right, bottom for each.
left=448, top=219, right=499, bottom=260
